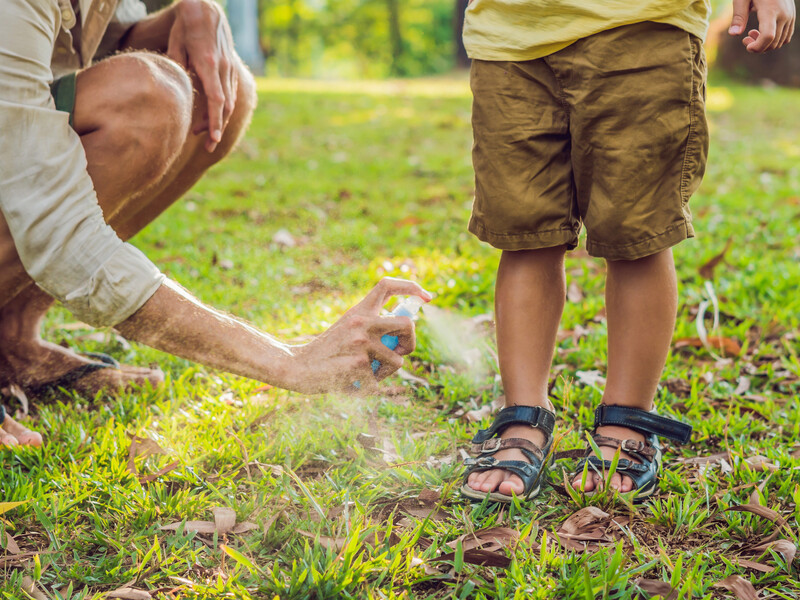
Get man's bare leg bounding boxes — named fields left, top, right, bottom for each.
left=466, top=246, right=566, bottom=496
left=572, top=248, right=678, bottom=492
left=0, top=52, right=256, bottom=421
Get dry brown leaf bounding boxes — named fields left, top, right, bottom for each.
left=674, top=336, right=742, bottom=357
left=464, top=404, right=492, bottom=423
left=744, top=456, right=777, bottom=473
left=567, top=282, right=584, bottom=303
left=713, top=575, right=758, bottom=600
left=726, top=504, right=787, bottom=527
left=555, top=507, right=626, bottom=552
left=751, top=539, right=797, bottom=565
left=138, top=460, right=181, bottom=484
left=296, top=529, right=345, bottom=552
left=231, top=522, right=259, bottom=535
left=418, top=489, right=442, bottom=504
left=127, top=435, right=167, bottom=474
left=4, top=533, right=20, bottom=555
left=699, top=237, right=733, bottom=279
left=445, top=526, right=519, bottom=553
left=432, top=547, right=511, bottom=568
left=213, top=507, right=236, bottom=534
left=736, top=558, right=775, bottom=573
left=395, top=368, right=430, bottom=388
left=634, top=578, right=679, bottom=600
left=4, top=384, right=29, bottom=417
left=20, top=577, right=48, bottom=600
left=160, top=521, right=217, bottom=534
left=107, top=587, right=153, bottom=600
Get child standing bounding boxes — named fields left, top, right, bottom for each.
left=461, top=0, right=795, bottom=502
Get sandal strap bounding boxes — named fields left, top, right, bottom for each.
left=470, top=437, right=545, bottom=462
left=0, top=404, right=5, bottom=426
left=463, top=457, right=543, bottom=491
left=471, top=405, right=555, bottom=444
left=591, top=435, right=658, bottom=462
left=580, top=456, right=659, bottom=496
left=594, top=405, right=692, bottom=444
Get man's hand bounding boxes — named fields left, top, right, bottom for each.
left=729, top=0, right=796, bottom=52
left=286, top=278, right=433, bottom=395
left=168, top=0, right=238, bottom=152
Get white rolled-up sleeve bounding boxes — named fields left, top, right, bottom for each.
left=0, top=0, right=164, bottom=327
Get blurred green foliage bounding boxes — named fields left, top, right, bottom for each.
left=258, top=0, right=457, bottom=77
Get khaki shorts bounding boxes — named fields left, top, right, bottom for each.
left=469, top=22, right=709, bottom=260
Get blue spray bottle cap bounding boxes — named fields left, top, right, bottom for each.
left=354, top=295, right=425, bottom=388
left=372, top=295, right=425, bottom=371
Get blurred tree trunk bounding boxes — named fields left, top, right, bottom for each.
left=227, top=0, right=265, bottom=73
left=387, top=0, right=405, bottom=76
left=454, top=0, right=470, bottom=68
left=715, top=1, right=800, bottom=87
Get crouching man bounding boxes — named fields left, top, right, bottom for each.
left=0, top=0, right=430, bottom=446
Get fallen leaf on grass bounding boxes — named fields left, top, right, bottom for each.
left=296, top=529, right=345, bottom=552
left=20, top=577, right=48, bottom=600
left=127, top=435, right=167, bottom=474
left=567, top=282, right=584, bottom=303
left=713, top=575, right=758, bottom=600
left=744, top=456, right=778, bottom=473
left=107, top=587, right=153, bottom=600
left=396, top=368, right=430, bottom=388
left=464, top=405, right=492, bottom=423
left=634, top=578, right=678, bottom=600
left=725, top=504, right=787, bottom=528
left=750, top=539, right=797, bottom=565
left=160, top=507, right=257, bottom=536
left=674, top=336, right=742, bottom=357
left=699, top=238, right=733, bottom=279
left=2, top=384, right=29, bottom=417
left=445, top=526, right=519, bottom=553
left=3, top=533, right=20, bottom=554
left=575, top=370, right=607, bottom=388
left=431, top=547, right=512, bottom=568
left=736, top=558, right=775, bottom=573
left=137, top=460, right=181, bottom=484
left=555, top=507, right=629, bottom=552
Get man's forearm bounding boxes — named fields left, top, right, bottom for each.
left=115, top=281, right=296, bottom=388
left=119, top=2, right=179, bottom=52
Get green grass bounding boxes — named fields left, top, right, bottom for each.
left=2, top=74, right=799, bottom=599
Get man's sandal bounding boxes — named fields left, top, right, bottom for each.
left=461, top=405, right=556, bottom=503
left=572, top=404, right=692, bottom=503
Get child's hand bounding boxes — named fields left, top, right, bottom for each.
left=729, top=0, right=796, bottom=52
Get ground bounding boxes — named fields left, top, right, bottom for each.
left=1, top=76, right=799, bottom=599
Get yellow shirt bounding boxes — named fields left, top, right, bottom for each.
left=463, top=0, right=712, bottom=61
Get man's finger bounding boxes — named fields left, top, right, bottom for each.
left=370, top=315, right=416, bottom=356
left=369, top=341, right=404, bottom=380
left=729, top=0, right=751, bottom=35
left=357, top=278, right=432, bottom=314
left=748, top=10, right=777, bottom=51
left=195, top=58, right=225, bottom=152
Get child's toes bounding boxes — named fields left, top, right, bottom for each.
left=478, top=470, right=506, bottom=492
left=571, top=472, right=598, bottom=493
left=497, top=474, right=524, bottom=496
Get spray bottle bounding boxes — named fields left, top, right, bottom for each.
left=354, top=295, right=425, bottom=388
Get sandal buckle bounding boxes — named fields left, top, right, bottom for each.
left=482, top=438, right=501, bottom=453
left=621, top=439, right=643, bottom=453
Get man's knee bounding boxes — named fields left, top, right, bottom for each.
left=76, top=52, right=194, bottom=180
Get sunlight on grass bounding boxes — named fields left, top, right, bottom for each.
left=256, top=76, right=472, bottom=98
left=3, top=76, right=799, bottom=599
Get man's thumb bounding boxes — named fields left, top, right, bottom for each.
left=729, top=0, right=751, bottom=35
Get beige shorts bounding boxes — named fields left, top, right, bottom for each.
left=469, top=22, right=709, bottom=260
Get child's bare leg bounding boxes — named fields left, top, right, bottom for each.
left=574, top=248, right=678, bottom=492
left=466, top=245, right=566, bottom=495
